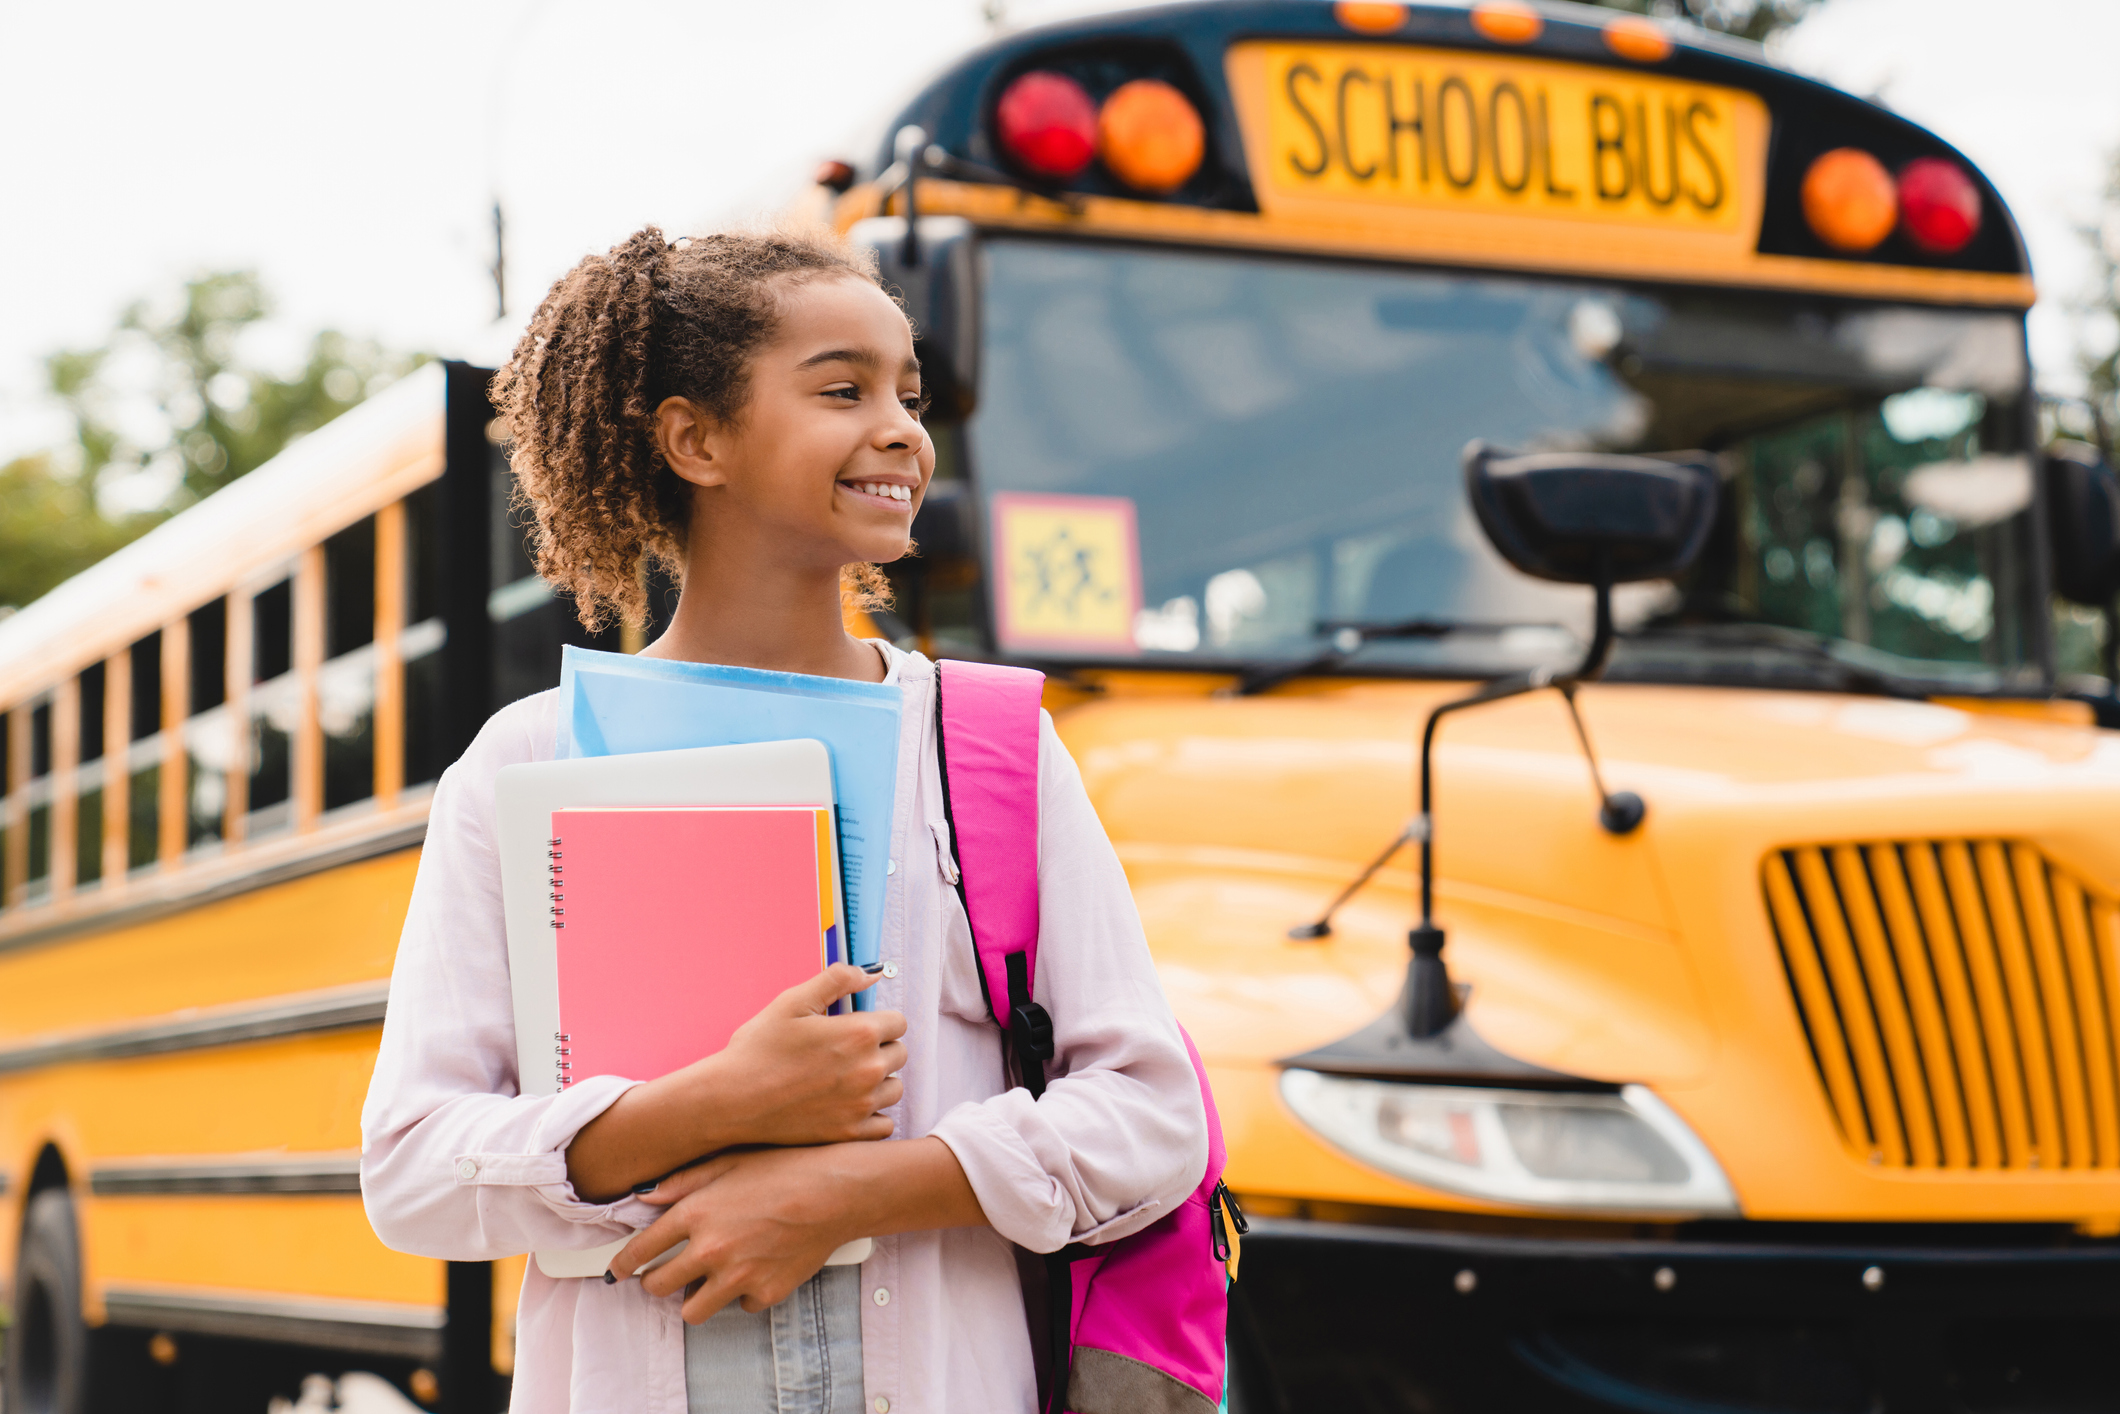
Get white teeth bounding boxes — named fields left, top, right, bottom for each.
left=849, top=481, right=911, bottom=503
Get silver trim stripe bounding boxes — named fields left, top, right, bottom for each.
left=0, top=982, right=390, bottom=1076
left=101, top=1285, right=443, bottom=1361
left=0, top=818, right=426, bottom=958
left=91, top=1153, right=363, bottom=1196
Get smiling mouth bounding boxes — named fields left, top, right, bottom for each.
left=840, top=480, right=915, bottom=507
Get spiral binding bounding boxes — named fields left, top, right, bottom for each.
left=548, top=838, right=565, bottom=930
left=550, top=837, right=571, bottom=1088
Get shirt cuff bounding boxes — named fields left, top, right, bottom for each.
left=931, top=1096, right=1166, bottom=1254
left=452, top=1073, right=650, bottom=1225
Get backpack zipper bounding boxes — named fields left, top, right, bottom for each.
left=1210, top=1180, right=1249, bottom=1278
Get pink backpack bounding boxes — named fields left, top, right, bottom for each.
left=932, top=658, right=1246, bottom=1414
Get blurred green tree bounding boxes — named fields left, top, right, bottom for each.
left=2, top=271, right=424, bottom=614
left=0, top=453, right=159, bottom=612
left=2086, top=157, right=2120, bottom=454
left=1578, top=0, right=1821, bottom=43
left=54, top=270, right=425, bottom=504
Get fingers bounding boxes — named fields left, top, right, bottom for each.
left=634, top=1156, right=725, bottom=1207
left=607, top=1207, right=694, bottom=1286
left=681, top=1265, right=749, bottom=1324
left=680, top=1261, right=806, bottom=1325
left=769, top=964, right=880, bottom=1020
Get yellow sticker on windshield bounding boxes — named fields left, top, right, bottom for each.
left=991, top=492, right=1143, bottom=654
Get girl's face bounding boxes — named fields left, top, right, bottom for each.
left=660, top=274, right=933, bottom=572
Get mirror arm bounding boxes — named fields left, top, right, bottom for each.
left=1288, top=570, right=1641, bottom=1035
left=1570, top=572, right=1617, bottom=684
left=888, top=125, right=927, bottom=267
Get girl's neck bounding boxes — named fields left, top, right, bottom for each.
left=640, top=543, right=884, bottom=684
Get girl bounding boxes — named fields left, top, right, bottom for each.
left=358, top=227, right=1208, bottom=1414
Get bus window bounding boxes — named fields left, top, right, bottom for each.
left=185, top=597, right=229, bottom=851
left=75, top=662, right=105, bottom=889
left=322, top=516, right=377, bottom=814
left=127, top=630, right=160, bottom=871
left=25, top=697, right=52, bottom=898
left=401, top=483, right=447, bottom=790
left=485, top=433, right=624, bottom=705
left=248, top=580, right=294, bottom=838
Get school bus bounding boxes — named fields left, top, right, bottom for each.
left=5, top=2, right=2120, bottom=1412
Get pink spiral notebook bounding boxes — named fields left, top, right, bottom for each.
left=548, top=805, right=837, bottom=1091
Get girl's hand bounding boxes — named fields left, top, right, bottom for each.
left=614, top=1147, right=863, bottom=1321
left=610, top=1136, right=988, bottom=1323
left=564, top=965, right=904, bottom=1201
left=708, top=964, right=908, bottom=1148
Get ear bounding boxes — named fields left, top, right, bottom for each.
left=656, top=396, right=731, bottom=489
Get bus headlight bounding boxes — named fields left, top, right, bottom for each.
left=1279, top=1071, right=1739, bottom=1217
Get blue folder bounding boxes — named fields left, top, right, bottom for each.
left=554, top=646, right=903, bottom=1002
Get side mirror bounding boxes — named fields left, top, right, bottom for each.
left=2045, top=440, right=2120, bottom=606
left=1463, top=442, right=1720, bottom=587
left=848, top=216, right=980, bottom=420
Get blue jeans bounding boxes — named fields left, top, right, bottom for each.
left=684, top=1264, right=864, bottom=1414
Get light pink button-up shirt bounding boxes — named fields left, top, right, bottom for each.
left=359, top=645, right=1207, bottom=1414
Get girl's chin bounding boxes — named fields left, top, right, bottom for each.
left=851, top=537, right=915, bottom=566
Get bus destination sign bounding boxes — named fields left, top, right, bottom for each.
left=1230, top=42, right=1765, bottom=240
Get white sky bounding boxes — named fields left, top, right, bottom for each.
left=1, top=0, right=2116, bottom=470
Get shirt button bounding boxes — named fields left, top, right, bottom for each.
left=881, top=961, right=900, bottom=979
left=886, top=859, right=898, bottom=876
left=873, top=1400, right=890, bottom=1414
left=872, top=1286, right=891, bottom=1307
left=455, top=1159, right=478, bottom=1181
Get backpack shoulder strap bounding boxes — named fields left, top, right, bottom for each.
left=933, top=658, right=1052, bottom=1096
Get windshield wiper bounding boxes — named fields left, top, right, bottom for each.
left=1620, top=621, right=1918, bottom=697
left=1230, top=618, right=1560, bottom=696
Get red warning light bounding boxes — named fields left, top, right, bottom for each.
left=1897, top=158, right=1982, bottom=254
left=996, top=71, right=1098, bottom=180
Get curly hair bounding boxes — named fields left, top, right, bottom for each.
left=492, top=224, right=898, bottom=632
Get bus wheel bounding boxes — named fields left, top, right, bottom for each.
left=5, top=1189, right=88, bottom=1414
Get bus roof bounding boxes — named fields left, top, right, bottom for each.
left=843, top=0, right=2030, bottom=307
left=0, top=362, right=444, bottom=706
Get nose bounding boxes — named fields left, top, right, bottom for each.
left=875, top=399, right=925, bottom=455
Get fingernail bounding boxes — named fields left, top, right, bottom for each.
left=602, top=1270, right=617, bottom=1285
left=632, top=1181, right=658, bottom=1195
left=862, top=962, right=885, bottom=975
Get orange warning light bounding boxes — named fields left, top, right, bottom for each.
left=1603, top=16, right=1673, bottom=62
left=1097, top=79, right=1206, bottom=195
left=1802, top=148, right=1897, bottom=253
left=1334, top=2, right=1408, bottom=33
left=1471, top=1, right=1543, bottom=44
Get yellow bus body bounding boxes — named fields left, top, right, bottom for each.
left=4, top=5, right=2117, bottom=1409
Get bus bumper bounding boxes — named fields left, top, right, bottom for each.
left=1230, top=1216, right=2120, bottom=1414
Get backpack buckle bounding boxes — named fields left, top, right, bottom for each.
left=1010, top=1000, right=1055, bottom=1061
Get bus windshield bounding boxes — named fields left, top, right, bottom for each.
left=966, top=238, right=2040, bottom=694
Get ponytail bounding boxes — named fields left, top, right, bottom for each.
left=493, top=224, right=883, bottom=632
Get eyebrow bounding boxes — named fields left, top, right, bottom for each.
left=797, top=347, right=923, bottom=376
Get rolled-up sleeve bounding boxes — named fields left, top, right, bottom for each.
left=931, top=713, right=1209, bottom=1254
left=360, top=698, right=657, bottom=1261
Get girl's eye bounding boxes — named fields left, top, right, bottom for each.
left=824, top=386, right=860, bottom=402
